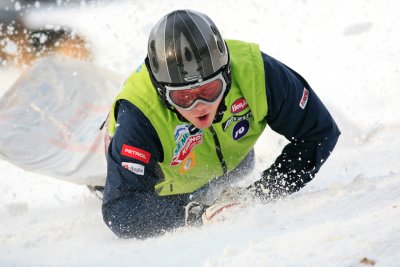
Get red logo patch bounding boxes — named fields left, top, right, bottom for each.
left=121, top=144, right=151, bottom=164
left=299, top=88, right=309, bottom=109
left=171, top=134, right=202, bottom=166
left=231, top=98, right=248, bottom=114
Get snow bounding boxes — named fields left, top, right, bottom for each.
left=1, top=0, right=400, bottom=266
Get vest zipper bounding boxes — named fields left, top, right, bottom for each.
left=209, top=126, right=228, bottom=175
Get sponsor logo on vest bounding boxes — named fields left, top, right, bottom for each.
left=299, top=87, right=309, bottom=109
left=231, top=97, right=248, bottom=114
left=222, top=111, right=253, bottom=131
left=232, top=120, right=250, bottom=140
left=171, top=124, right=203, bottom=166
left=121, top=144, right=151, bottom=164
left=122, top=162, right=145, bottom=175
left=174, top=124, right=189, bottom=140
left=184, top=158, right=193, bottom=171
left=180, top=152, right=196, bottom=173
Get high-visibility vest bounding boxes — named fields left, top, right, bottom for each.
left=108, top=40, right=268, bottom=195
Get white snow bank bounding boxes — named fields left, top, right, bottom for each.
left=1, top=0, right=400, bottom=266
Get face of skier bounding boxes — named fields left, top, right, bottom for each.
left=175, top=98, right=222, bottom=129
left=164, top=70, right=228, bottom=129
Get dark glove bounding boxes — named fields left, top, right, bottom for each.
left=184, top=202, right=209, bottom=227
left=248, top=168, right=300, bottom=202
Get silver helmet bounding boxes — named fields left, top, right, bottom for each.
left=147, top=10, right=229, bottom=84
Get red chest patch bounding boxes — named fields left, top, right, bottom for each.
left=121, top=144, right=151, bottom=164
left=231, top=97, right=248, bottom=114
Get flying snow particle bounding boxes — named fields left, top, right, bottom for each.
left=343, top=22, right=373, bottom=36
left=14, top=1, right=22, bottom=11
left=3, top=39, right=18, bottom=55
left=39, top=34, right=48, bottom=44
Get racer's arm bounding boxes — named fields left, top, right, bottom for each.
left=102, top=100, right=188, bottom=239
left=250, top=52, right=341, bottom=200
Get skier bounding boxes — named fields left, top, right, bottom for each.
left=102, top=9, right=340, bottom=239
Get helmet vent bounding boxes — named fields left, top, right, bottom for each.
left=150, top=40, right=156, bottom=52
left=184, top=47, right=192, bottom=61
left=210, top=25, right=219, bottom=35
left=151, top=56, right=159, bottom=73
left=217, top=40, right=225, bottom=54
left=149, top=40, right=159, bottom=73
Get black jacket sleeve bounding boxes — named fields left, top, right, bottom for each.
left=102, top=100, right=189, bottom=239
left=250, top=52, right=340, bottom=200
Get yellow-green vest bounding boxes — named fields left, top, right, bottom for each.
left=108, top=40, right=268, bottom=196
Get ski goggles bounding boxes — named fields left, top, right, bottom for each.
left=165, top=71, right=228, bottom=110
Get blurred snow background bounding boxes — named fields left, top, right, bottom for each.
left=1, top=0, right=399, bottom=266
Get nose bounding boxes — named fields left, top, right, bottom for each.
left=191, top=102, right=209, bottom=112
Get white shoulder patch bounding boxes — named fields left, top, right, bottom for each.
left=121, top=162, right=145, bottom=175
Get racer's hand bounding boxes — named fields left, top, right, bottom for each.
left=184, top=202, right=209, bottom=227
left=200, top=202, right=242, bottom=225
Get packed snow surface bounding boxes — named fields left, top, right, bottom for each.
left=1, top=0, right=399, bottom=266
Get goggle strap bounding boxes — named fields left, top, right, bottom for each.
left=145, top=57, right=175, bottom=111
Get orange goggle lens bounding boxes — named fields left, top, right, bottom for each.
left=168, top=79, right=223, bottom=109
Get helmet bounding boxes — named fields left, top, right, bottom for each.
left=146, top=10, right=229, bottom=85
left=145, top=10, right=231, bottom=117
